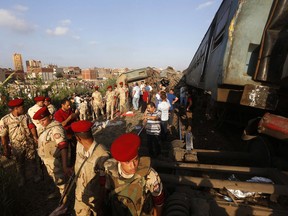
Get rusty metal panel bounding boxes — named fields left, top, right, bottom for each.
left=223, top=0, right=273, bottom=85
left=240, top=84, right=278, bottom=110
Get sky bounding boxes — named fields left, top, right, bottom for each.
left=0, top=0, right=222, bottom=71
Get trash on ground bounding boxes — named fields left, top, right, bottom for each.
left=227, top=175, right=274, bottom=199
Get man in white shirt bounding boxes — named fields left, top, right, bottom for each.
left=132, top=82, right=140, bottom=110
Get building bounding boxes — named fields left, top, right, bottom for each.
left=13, top=53, right=24, bottom=72
left=63, top=67, right=81, bottom=77
left=26, top=60, right=42, bottom=73
left=27, top=67, right=54, bottom=81
left=82, top=68, right=97, bottom=80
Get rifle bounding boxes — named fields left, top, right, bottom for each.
left=59, top=172, right=76, bottom=206
left=59, top=144, right=96, bottom=206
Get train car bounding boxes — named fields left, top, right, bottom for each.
left=184, top=0, right=288, bottom=113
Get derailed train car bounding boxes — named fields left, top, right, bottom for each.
left=184, top=0, right=288, bottom=114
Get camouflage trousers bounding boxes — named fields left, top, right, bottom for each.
left=106, top=102, right=114, bottom=120
left=42, top=158, right=66, bottom=195
left=93, top=104, right=104, bottom=119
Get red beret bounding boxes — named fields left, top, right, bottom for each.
left=111, top=133, right=140, bottom=162
left=45, top=97, right=51, bottom=102
left=71, top=120, right=93, bottom=133
left=107, top=85, right=112, bottom=89
left=34, top=96, right=45, bottom=102
left=33, top=106, right=51, bottom=120
left=8, top=98, right=24, bottom=107
left=95, top=86, right=99, bottom=90
left=119, top=82, right=123, bottom=85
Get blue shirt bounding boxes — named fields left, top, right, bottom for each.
left=167, top=93, right=177, bottom=111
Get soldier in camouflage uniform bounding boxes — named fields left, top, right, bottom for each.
left=105, top=86, right=115, bottom=120
left=113, top=84, right=119, bottom=112
left=71, top=120, right=110, bottom=216
left=33, top=106, right=72, bottom=196
left=91, top=86, right=104, bottom=120
left=79, top=99, right=88, bottom=120
left=104, top=133, right=165, bottom=216
left=118, top=82, right=128, bottom=114
left=0, top=99, right=38, bottom=186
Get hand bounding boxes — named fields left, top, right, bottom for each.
left=33, top=136, right=38, bottom=143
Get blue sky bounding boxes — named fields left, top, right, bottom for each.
left=0, top=0, right=222, bottom=71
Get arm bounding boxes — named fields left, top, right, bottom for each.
left=60, top=147, right=72, bottom=175
left=147, top=169, right=165, bottom=216
left=153, top=205, right=163, bottom=216
left=186, top=98, right=192, bottom=111
left=172, top=96, right=179, bottom=104
left=1, top=135, right=10, bottom=158
left=30, top=126, right=38, bottom=143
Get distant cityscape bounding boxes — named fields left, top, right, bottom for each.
left=0, top=53, right=181, bottom=83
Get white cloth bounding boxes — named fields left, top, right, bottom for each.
left=132, top=86, right=140, bottom=98
left=157, top=100, right=171, bottom=121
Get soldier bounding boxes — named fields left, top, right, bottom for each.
left=91, top=86, right=104, bottom=121
left=113, top=84, right=119, bottom=113
left=105, top=86, right=115, bottom=120
left=54, top=98, right=79, bottom=167
left=118, top=82, right=127, bottom=114
left=71, top=120, right=110, bottom=216
left=33, top=107, right=72, bottom=197
left=0, top=98, right=39, bottom=186
left=79, top=98, right=88, bottom=120
left=28, top=96, right=45, bottom=134
left=44, top=97, right=56, bottom=116
left=104, top=133, right=165, bottom=216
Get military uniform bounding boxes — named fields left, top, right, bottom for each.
left=113, top=85, right=119, bottom=112
left=91, top=87, right=104, bottom=120
left=105, top=86, right=115, bottom=120
left=37, top=119, right=68, bottom=194
left=104, top=157, right=163, bottom=216
left=71, top=120, right=110, bottom=216
left=104, top=133, right=165, bottom=216
left=118, top=82, right=128, bottom=113
left=79, top=100, right=88, bottom=120
left=0, top=99, right=37, bottom=185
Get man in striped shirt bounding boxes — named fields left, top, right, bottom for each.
left=143, top=102, right=161, bottom=157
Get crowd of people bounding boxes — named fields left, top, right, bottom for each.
left=0, top=80, right=192, bottom=216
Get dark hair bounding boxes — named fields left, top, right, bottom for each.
left=61, top=98, right=70, bottom=105
left=160, top=92, right=167, bottom=100
left=147, top=102, right=156, bottom=108
left=75, top=131, right=93, bottom=139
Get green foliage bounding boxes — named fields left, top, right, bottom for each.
left=99, top=78, right=116, bottom=96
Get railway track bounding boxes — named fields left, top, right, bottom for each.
left=153, top=107, right=288, bottom=216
